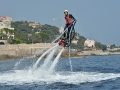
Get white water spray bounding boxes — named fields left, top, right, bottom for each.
left=68, top=46, right=73, bottom=71
left=1, top=70, right=120, bottom=85
left=49, top=48, right=64, bottom=74
left=14, top=60, right=23, bottom=70
left=40, top=47, right=58, bottom=70
left=32, top=44, right=58, bottom=72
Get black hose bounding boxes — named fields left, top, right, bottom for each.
left=66, top=22, right=76, bottom=47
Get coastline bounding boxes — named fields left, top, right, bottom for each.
left=0, top=44, right=120, bottom=61
left=0, top=51, right=120, bottom=61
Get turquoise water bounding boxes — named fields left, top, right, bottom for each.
left=0, top=55, right=120, bottom=90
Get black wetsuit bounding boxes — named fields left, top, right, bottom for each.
left=64, top=14, right=76, bottom=40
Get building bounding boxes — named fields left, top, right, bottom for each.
left=59, top=27, right=64, bottom=33
left=107, top=44, right=115, bottom=48
left=0, top=22, right=11, bottom=30
left=0, top=22, right=14, bottom=30
left=84, top=39, right=95, bottom=48
left=29, top=22, right=41, bottom=28
left=71, top=40, right=78, bottom=44
left=0, top=16, right=12, bottom=22
left=0, top=22, right=14, bottom=40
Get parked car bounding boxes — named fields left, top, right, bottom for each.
left=0, top=42, right=5, bottom=45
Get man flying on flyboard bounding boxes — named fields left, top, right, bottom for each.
left=58, top=10, right=76, bottom=47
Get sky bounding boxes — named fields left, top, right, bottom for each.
left=0, top=0, right=120, bottom=45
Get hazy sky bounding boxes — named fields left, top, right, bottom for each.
left=0, top=0, right=120, bottom=45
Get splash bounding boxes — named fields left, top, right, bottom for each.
left=14, top=60, right=23, bottom=70
left=48, top=48, right=64, bottom=74
left=68, top=46, right=73, bottom=71
left=40, top=47, right=58, bottom=70
left=32, top=44, right=58, bottom=72
left=0, top=70, right=120, bottom=85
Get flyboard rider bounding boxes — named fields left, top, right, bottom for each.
left=58, top=10, right=76, bottom=47
left=63, top=10, right=76, bottom=40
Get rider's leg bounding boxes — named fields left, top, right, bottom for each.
left=63, top=30, right=66, bottom=39
left=67, top=25, right=72, bottom=40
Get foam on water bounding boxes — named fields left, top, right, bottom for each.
left=0, top=70, right=120, bottom=85
left=14, top=60, right=22, bottom=70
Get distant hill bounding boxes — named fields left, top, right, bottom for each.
left=11, top=21, right=59, bottom=43
left=9, top=21, right=106, bottom=50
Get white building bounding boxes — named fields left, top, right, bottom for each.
left=107, top=44, right=115, bottom=48
left=0, top=22, right=11, bottom=30
left=72, top=40, right=78, bottom=44
left=29, top=22, right=41, bottom=28
left=59, top=27, right=64, bottom=33
left=0, top=22, right=14, bottom=39
left=84, top=39, right=95, bottom=47
left=0, top=16, right=12, bottom=22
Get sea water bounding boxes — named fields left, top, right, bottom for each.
left=0, top=55, right=120, bottom=90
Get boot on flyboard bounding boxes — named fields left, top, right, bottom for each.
left=58, top=38, right=69, bottom=47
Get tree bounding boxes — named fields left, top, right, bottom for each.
left=3, top=28, right=15, bottom=34
left=32, top=32, right=49, bottom=43
left=110, top=44, right=116, bottom=49
left=11, top=21, right=59, bottom=44
left=1, top=28, right=15, bottom=39
left=95, top=42, right=107, bottom=51
left=38, top=32, right=49, bottom=42
left=71, top=33, right=86, bottom=50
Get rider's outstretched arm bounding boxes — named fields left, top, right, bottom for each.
left=69, top=14, right=76, bottom=22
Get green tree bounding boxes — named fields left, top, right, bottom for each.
left=95, top=42, right=107, bottom=51
left=11, top=21, right=59, bottom=44
left=71, top=32, right=86, bottom=50
left=3, top=28, right=15, bottom=34
left=32, top=32, right=49, bottom=43
left=2, top=28, right=15, bottom=43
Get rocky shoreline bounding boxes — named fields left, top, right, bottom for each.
left=0, top=53, right=84, bottom=61
left=0, top=51, right=120, bottom=61
left=0, top=44, right=120, bottom=61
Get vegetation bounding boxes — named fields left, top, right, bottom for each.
left=31, top=32, right=49, bottom=43
left=109, top=44, right=116, bottom=49
left=71, top=33, right=107, bottom=51
left=95, top=42, right=107, bottom=51
left=71, top=33, right=86, bottom=50
left=0, top=28, right=15, bottom=40
left=40, top=24, right=60, bottom=42
left=11, top=21, right=59, bottom=44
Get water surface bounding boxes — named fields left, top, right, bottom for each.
left=0, top=55, right=120, bottom=90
